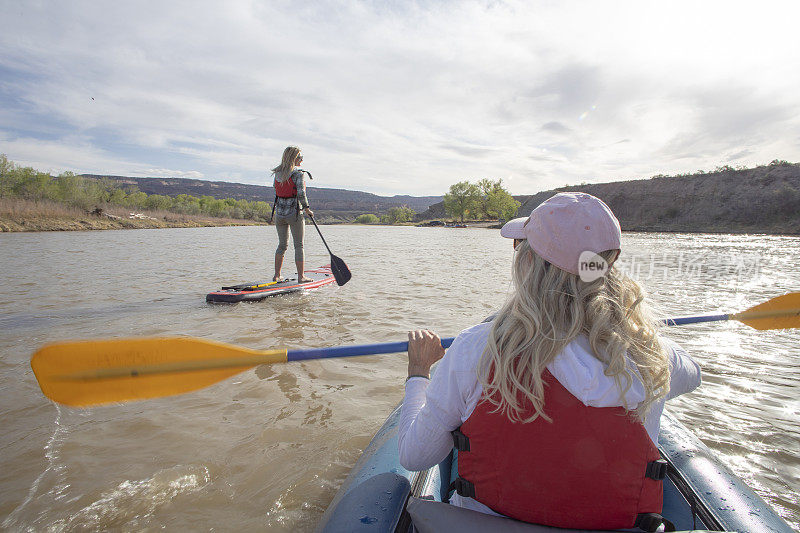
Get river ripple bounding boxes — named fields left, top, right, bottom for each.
left=0, top=226, right=798, bottom=531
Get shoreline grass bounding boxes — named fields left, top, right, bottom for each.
left=0, top=198, right=265, bottom=232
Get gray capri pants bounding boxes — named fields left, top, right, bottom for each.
left=275, top=214, right=305, bottom=262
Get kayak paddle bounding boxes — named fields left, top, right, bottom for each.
left=30, top=293, right=799, bottom=407
left=663, top=291, right=800, bottom=330
left=30, top=336, right=444, bottom=407
left=308, top=214, right=351, bottom=286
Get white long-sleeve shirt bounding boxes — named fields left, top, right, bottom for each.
left=398, top=321, right=701, bottom=515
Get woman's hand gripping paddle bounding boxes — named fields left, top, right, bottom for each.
left=308, top=214, right=351, bottom=286
left=30, top=292, right=799, bottom=407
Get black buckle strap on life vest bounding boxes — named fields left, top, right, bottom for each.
left=448, top=477, right=476, bottom=499
left=451, top=428, right=470, bottom=451
left=645, top=459, right=669, bottom=480
left=634, top=512, right=665, bottom=532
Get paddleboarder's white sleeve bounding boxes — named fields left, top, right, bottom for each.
left=398, top=324, right=487, bottom=472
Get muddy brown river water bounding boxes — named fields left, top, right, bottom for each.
left=1, top=226, right=798, bottom=531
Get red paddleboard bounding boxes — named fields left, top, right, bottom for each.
left=206, top=265, right=335, bottom=303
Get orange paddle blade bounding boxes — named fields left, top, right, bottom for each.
left=31, top=337, right=288, bottom=407
left=733, top=292, right=800, bottom=330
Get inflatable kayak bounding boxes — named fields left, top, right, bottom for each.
left=206, top=265, right=335, bottom=303
left=316, top=405, right=793, bottom=532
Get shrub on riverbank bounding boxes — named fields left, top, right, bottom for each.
left=0, top=197, right=86, bottom=218
left=353, top=207, right=416, bottom=224
left=0, top=196, right=262, bottom=232
left=354, top=213, right=380, bottom=224
left=0, top=155, right=273, bottom=223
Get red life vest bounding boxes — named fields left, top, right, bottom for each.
left=274, top=175, right=298, bottom=198
left=452, top=369, right=666, bottom=531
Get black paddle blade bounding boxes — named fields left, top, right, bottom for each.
left=330, top=254, right=351, bottom=286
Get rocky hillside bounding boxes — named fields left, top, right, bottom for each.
left=419, top=161, right=800, bottom=234
left=82, top=175, right=443, bottom=217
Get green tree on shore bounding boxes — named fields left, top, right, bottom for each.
left=486, top=182, right=520, bottom=222
left=381, top=205, right=416, bottom=224
left=476, top=178, right=497, bottom=217
left=444, top=179, right=518, bottom=222
left=476, top=178, right=520, bottom=221
left=444, top=181, right=481, bottom=222
left=0, top=154, right=11, bottom=194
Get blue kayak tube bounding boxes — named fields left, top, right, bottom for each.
left=315, top=405, right=794, bottom=533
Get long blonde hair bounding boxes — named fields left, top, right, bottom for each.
left=479, top=240, right=670, bottom=423
left=272, top=146, right=301, bottom=182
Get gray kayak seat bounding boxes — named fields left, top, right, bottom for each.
left=406, top=497, right=721, bottom=533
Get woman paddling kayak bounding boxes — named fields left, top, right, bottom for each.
left=271, top=146, right=314, bottom=283
left=399, top=192, right=702, bottom=531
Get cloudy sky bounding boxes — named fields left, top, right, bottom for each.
left=1, top=1, right=799, bottom=196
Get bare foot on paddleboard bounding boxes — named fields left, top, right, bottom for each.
left=299, top=276, right=313, bottom=283
left=272, top=275, right=282, bottom=282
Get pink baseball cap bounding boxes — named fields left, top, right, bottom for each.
left=500, top=217, right=528, bottom=239
left=522, top=192, right=621, bottom=275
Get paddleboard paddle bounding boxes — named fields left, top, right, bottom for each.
left=308, top=214, right=351, bottom=286
left=220, top=280, right=281, bottom=291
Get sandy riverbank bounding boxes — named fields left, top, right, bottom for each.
left=0, top=199, right=500, bottom=232
left=0, top=215, right=265, bottom=232
left=0, top=200, right=266, bottom=232
left=0, top=217, right=494, bottom=232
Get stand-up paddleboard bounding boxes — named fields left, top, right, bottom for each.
left=206, top=265, right=336, bottom=303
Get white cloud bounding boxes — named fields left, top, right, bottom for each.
left=0, top=133, right=145, bottom=176
left=1, top=0, right=799, bottom=195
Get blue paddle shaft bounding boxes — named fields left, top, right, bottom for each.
left=288, top=337, right=455, bottom=362
left=286, top=314, right=730, bottom=362
left=663, top=314, right=730, bottom=326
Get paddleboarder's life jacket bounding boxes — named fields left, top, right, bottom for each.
left=271, top=170, right=312, bottom=221
left=274, top=175, right=298, bottom=198
left=450, top=369, right=668, bottom=532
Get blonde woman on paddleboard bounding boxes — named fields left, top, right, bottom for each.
left=271, top=146, right=313, bottom=283
left=400, top=192, right=701, bottom=531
